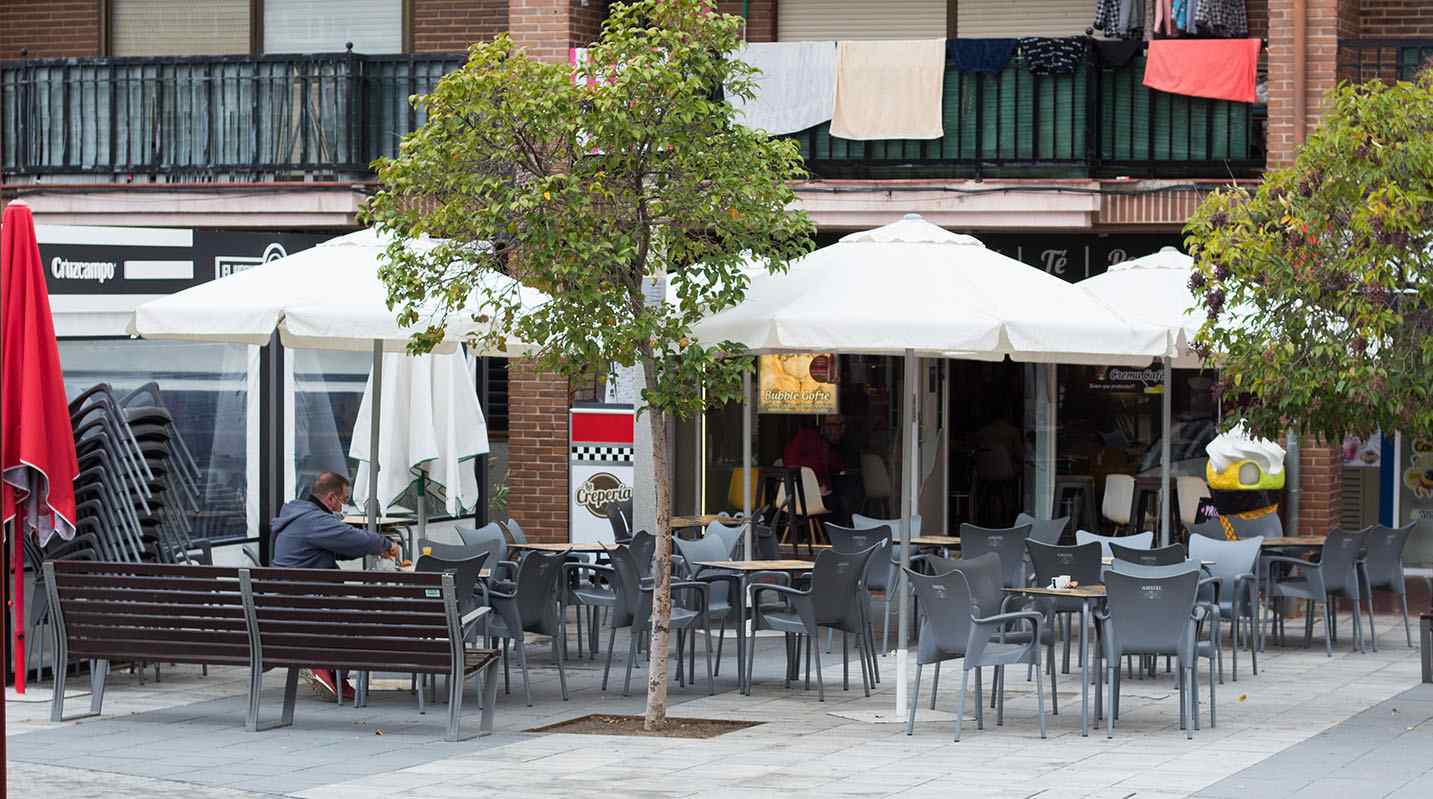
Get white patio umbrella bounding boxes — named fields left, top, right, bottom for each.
left=692, top=214, right=1170, bottom=721
left=349, top=349, right=489, bottom=543
left=130, top=228, right=542, bottom=539
left=1077, top=246, right=1203, bottom=547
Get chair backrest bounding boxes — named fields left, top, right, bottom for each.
left=455, top=523, right=508, bottom=567
left=1026, top=540, right=1103, bottom=588
left=604, top=545, right=639, bottom=626
left=1110, top=542, right=1187, bottom=567
left=1188, top=534, right=1263, bottom=600
left=1317, top=528, right=1364, bottom=596
left=726, top=467, right=762, bottom=511
left=1076, top=529, right=1154, bottom=557
left=605, top=502, right=632, bottom=543
left=958, top=523, right=1032, bottom=588
left=1102, top=474, right=1135, bottom=525
left=1361, top=523, right=1415, bottom=588
left=752, top=522, right=779, bottom=560
left=629, top=530, right=657, bottom=580
left=825, top=523, right=894, bottom=590
left=810, top=545, right=879, bottom=627
left=905, top=557, right=987, bottom=664
left=1189, top=518, right=1226, bottom=540
left=1228, top=512, right=1283, bottom=539
left=415, top=551, right=490, bottom=616
left=674, top=534, right=734, bottom=607
left=418, top=538, right=479, bottom=562
left=1176, top=476, right=1211, bottom=526
left=704, top=521, right=745, bottom=557
left=501, top=518, right=529, bottom=544
left=511, top=550, right=566, bottom=634
left=860, top=452, right=893, bottom=499
left=1104, top=563, right=1201, bottom=656
left=1013, top=513, right=1069, bottom=545
left=852, top=513, right=921, bottom=538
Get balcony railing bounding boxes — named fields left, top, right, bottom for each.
left=1, top=52, right=464, bottom=176
left=1337, top=39, right=1433, bottom=85
left=787, top=52, right=1264, bottom=180
left=3, top=49, right=1263, bottom=181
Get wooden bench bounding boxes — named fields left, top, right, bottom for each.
left=44, top=561, right=500, bottom=741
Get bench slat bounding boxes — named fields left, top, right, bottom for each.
left=62, top=600, right=246, bottom=619
left=50, top=561, right=241, bottom=579
left=255, top=607, right=447, bottom=626
left=249, top=594, right=445, bottom=613
left=67, top=623, right=250, bottom=647
left=259, top=646, right=451, bottom=671
left=55, top=587, right=247, bottom=606
left=255, top=620, right=449, bottom=638
left=66, top=611, right=249, bottom=632
left=240, top=579, right=446, bottom=600
left=67, top=639, right=251, bottom=661
left=55, top=574, right=243, bottom=593
left=248, top=567, right=441, bottom=585
left=256, top=631, right=449, bottom=654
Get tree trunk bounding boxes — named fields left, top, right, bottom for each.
left=643, top=369, right=673, bottom=731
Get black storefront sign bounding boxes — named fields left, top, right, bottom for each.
left=978, top=233, right=1184, bottom=283
left=40, top=228, right=331, bottom=296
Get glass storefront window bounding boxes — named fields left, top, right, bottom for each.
left=58, top=339, right=255, bottom=542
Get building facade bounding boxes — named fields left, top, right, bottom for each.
left=4, top=0, right=1431, bottom=548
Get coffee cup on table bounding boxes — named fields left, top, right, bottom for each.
left=1049, top=575, right=1072, bottom=590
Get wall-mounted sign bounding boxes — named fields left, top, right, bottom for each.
left=758, top=353, right=839, bottom=414
left=569, top=404, right=635, bottom=544
left=1088, top=365, right=1164, bottom=393
left=1342, top=431, right=1382, bottom=468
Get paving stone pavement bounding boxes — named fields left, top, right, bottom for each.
left=7, top=608, right=1429, bottom=799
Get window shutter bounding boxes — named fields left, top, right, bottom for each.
left=263, top=0, right=403, bottom=55
left=110, top=0, right=250, bottom=57
left=778, top=0, right=947, bottom=41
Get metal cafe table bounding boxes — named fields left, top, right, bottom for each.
left=692, top=559, right=815, bottom=695
left=1005, top=583, right=1108, bottom=737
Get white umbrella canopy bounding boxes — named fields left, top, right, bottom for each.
left=691, top=214, right=1170, bottom=365
left=350, top=349, right=489, bottom=539
left=1076, top=246, right=1205, bottom=367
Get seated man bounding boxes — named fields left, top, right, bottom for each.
left=271, top=471, right=398, bottom=698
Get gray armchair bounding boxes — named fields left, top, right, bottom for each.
left=1361, top=523, right=1416, bottom=649
left=1189, top=535, right=1263, bottom=679
left=1266, top=528, right=1365, bottom=656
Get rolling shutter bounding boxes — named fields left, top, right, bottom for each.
left=263, top=0, right=403, bottom=55
left=956, top=0, right=1092, bottom=38
left=110, top=0, right=250, bottom=56
left=778, top=0, right=947, bottom=41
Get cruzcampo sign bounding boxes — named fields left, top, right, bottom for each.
left=758, top=353, right=838, bottom=414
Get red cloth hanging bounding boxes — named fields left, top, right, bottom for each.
left=1143, top=39, right=1261, bottom=104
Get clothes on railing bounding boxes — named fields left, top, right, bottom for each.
left=1143, top=38, right=1261, bottom=103
left=1093, top=39, right=1144, bottom=68
left=1094, top=0, right=1146, bottom=40
left=945, top=39, right=1019, bottom=74
left=727, top=41, right=837, bottom=136
left=830, top=39, right=945, bottom=141
left=1019, top=37, right=1089, bottom=76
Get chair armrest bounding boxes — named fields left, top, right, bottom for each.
left=496, top=560, right=521, bottom=578
left=486, top=586, right=516, bottom=600
left=1263, top=555, right=1319, bottom=570
left=461, top=605, right=491, bottom=629
left=973, top=610, right=1044, bottom=628
left=563, top=562, right=613, bottom=578
left=751, top=583, right=809, bottom=601
left=746, top=571, right=792, bottom=586
left=692, top=573, right=741, bottom=589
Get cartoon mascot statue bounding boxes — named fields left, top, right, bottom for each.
left=1205, top=423, right=1286, bottom=540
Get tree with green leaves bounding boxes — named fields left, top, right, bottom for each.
left=363, top=0, right=813, bottom=728
left=1185, top=70, right=1433, bottom=444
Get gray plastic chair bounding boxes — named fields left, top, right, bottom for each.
left=852, top=513, right=921, bottom=537
left=903, top=553, right=1050, bottom=740
left=1361, top=523, right=1416, bottom=649
left=629, top=530, right=657, bottom=582
left=1016, top=513, right=1070, bottom=545
left=1267, top=528, right=1365, bottom=656
left=746, top=545, right=879, bottom=700
left=484, top=550, right=569, bottom=705
left=605, top=502, right=633, bottom=543
left=848, top=517, right=925, bottom=652
left=703, top=520, right=745, bottom=558
left=1076, top=529, right=1154, bottom=557
left=676, top=533, right=741, bottom=677
left=610, top=545, right=716, bottom=696
left=1228, top=513, right=1283, bottom=539
left=412, top=551, right=491, bottom=711
left=959, top=523, right=1033, bottom=589
left=823, top=523, right=893, bottom=681
left=500, top=518, right=530, bottom=544
left=456, top=523, right=518, bottom=586
left=1189, top=535, right=1263, bottom=679
left=1110, top=542, right=1187, bottom=567
left=1190, top=519, right=1227, bottom=540
left=1027, top=540, right=1104, bottom=674
left=1099, top=561, right=1205, bottom=739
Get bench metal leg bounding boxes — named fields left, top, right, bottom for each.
left=52, top=651, right=106, bottom=723
left=1421, top=615, right=1432, bottom=684
left=248, top=667, right=299, bottom=732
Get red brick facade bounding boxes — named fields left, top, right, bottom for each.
left=718, top=1, right=778, bottom=42
left=1295, top=437, right=1343, bottom=535
left=0, top=0, right=101, bottom=60
left=412, top=0, right=508, bottom=53
left=1360, top=0, right=1433, bottom=37
left=505, top=360, right=571, bottom=542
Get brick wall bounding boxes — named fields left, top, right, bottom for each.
left=718, top=1, right=778, bottom=42
left=412, top=0, right=507, bottom=52
left=1360, top=0, right=1433, bottom=37
left=1266, top=0, right=1357, bottom=167
left=570, top=0, right=610, bottom=46
left=509, top=0, right=576, bottom=62
left=0, top=0, right=100, bottom=59
left=1295, top=436, right=1342, bottom=536
left=1248, top=0, right=1271, bottom=40
left=505, top=359, right=570, bottom=542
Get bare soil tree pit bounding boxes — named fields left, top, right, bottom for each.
left=527, top=714, right=762, bottom=739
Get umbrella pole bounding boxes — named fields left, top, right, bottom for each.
left=368, top=340, right=382, bottom=541
left=741, top=364, right=752, bottom=559
left=896, top=349, right=917, bottom=718
left=1160, top=357, right=1172, bottom=547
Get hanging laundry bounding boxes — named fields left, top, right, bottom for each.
left=1093, top=39, right=1143, bottom=68
left=1019, top=37, right=1088, bottom=76
left=1154, top=0, right=1175, bottom=35
left=830, top=39, right=945, bottom=141
left=1195, top=0, right=1249, bottom=36
left=946, top=38, right=1019, bottom=74
left=1143, top=38, right=1261, bottom=103
left=726, top=41, right=838, bottom=136
left=1094, top=0, right=1146, bottom=40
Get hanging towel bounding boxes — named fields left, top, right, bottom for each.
left=727, top=41, right=838, bottom=136
left=1093, top=39, right=1143, bottom=67
left=946, top=38, right=1019, bottom=73
left=1143, top=38, right=1261, bottom=103
left=1195, top=0, right=1248, bottom=36
left=830, top=39, right=945, bottom=141
left=1019, top=37, right=1088, bottom=76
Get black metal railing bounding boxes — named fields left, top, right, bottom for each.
left=1337, top=39, right=1433, bottom=85
left=786, top=52, right=1264, bottom=180
left=1, top=52, right=464, bottom=176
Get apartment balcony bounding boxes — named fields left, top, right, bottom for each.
left=1337, top=39, right=1433, bottom=85
left=2, top=49, right=1264, bottom=185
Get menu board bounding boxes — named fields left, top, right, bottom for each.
left=758, top=353, right=839, bottom=415
left=1398, top=433, right=1433, bottom=566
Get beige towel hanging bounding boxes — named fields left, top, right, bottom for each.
left=829, top=39, right=945, bottom=141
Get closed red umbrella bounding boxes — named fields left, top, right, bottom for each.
left=2, top=199, right=79, bottom=694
